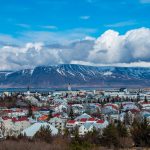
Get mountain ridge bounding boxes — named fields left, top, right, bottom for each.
left=0, top=64, right=150, bottom=88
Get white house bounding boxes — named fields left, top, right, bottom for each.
left=78, top=119, right=109, bottom=136
left=49, top=117, right=65, bottom=132
left=79, top=122, right=94, bottom=135
left=93, top=120, right=109, bottom=134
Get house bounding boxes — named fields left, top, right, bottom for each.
left=54, top=103, right=68, bottom=113
left=78, top=118, right=88, bottom=126
left=110, top=114, right=120, bottom=123
left=72, top=104, right=84, bottom=115
left=75, top=113, right=91, bottom=121
left=104, top=88, right=129, bottom=97
left=66, top=120, right=78, bottom=129
left=93, top=119, right=109, bottom=134
left=87, top=117, right=97, bottom=122
left=94, top=120, right=108, bottom=129
left=139, top=101, right=150, bottom=110
left=140, top=110, right=150, bottom=123
left=78, top=118, right=108, bottom=136
left=1, top=116, right=30, bottom=137
left=16, top=100, right=28, bottom=108
left=79, top=122, right=94, bottom=135
left=122, top=102, right=139, bottom=111
left=25, top=96, right=42, bottom=107
left=22, top=122, right=58, bottom=138
left=3, top=109, right=27, bottom=118
left=102, top=103, right=119, bottom=114
left=38, top=115, right=49, bottom=122
left=49, top=117, right=65, bottom=131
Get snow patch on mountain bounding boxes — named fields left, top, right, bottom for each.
left=103, top=71, right=113, bottom=76
left=56, top=68, right=66, bottom=76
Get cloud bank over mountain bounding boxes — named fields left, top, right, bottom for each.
left=0, top=27, right=150, bottom=70
left=88, top=27, right=150, bottom=64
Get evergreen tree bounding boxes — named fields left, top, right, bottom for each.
left=69, top=107, right=74, bottom=120
left=131, top=118, right=150, bottom=147
left=47, top=110, right=53, bottom=121
left=144, top=96, right=148, bottom=103
left=85, top=104, right=91, bottom=115
left=124, top=111, right=133, bottom=126
left=120, top=103, right=123, bottom=110
left=117, top=121, right=128, bottom=137
left=34, top=125, right=52, bottom=143
left=101, top=123, right=119, bottom=148
left=63, top=128, right=70, bottom=137
left=58, top=127, right=62, bottom=135
left=27, top=103, right=33, bottom=117
left=70, top=126, right=92, bottom=150
left=84, top=127, right=100, bottom=145
left=73, top=126, right=80, bottom=143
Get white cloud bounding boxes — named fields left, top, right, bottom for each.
left=0, top=39, right=94, bottom=70
left=71, top=61, right=150, bottom=67
left=0, top=27, right=150, bottom=70
left=140, top=0, right=150, bottom=3
left=17, top=28, right=97, bottom=44
left=40, top=25, right=58, bottom=29
left=84, top=36, right=96, bottom=41
left=105, top=20, right=137, bottom=28
left=0, top=42, right=64, bottom=70
left=88, top=27, right=150, bottom=64
left=80, top=16, right=90, bottom=20
left=16, top=24, right=30, bottom=28
left=0, top=34, right=22, bottom=46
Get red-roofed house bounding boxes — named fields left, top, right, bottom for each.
left=87, top=118, right=96, bottom=122
left=96, top=120, right=104, bottom=124
left=80, top=118, right=87, bottom=123
left=78, top=118, right=87, bottom=126
left=66, top=120, right=78, bottom=128
left=3, top=109, right=27, bottom=117
left=104, top=104, right=119, bottom=110
left=53, top=113, right=61, bottom=118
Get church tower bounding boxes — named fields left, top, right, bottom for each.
left=68, top=83, right=72, bottom=91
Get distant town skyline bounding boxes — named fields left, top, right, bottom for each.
left=0, top=0, right=150, bottom=70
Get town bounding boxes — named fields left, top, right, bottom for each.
left=0, top=87, right=149, bottom=149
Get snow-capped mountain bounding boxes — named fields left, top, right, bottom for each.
left=1, top=64, right=150, bottom=87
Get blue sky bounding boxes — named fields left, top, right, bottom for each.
left=0, top=0, right=150, bottom=70
left=0, top=0, right=149, bottom=37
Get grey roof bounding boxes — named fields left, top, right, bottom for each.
left=22, top=122, right=58, bottom=137
left=49, top=117, right=63, bottom=123
left=75, top=113, right=91, bottom=120
left=83, top=122, right=93, bottom=130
